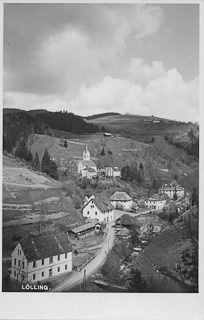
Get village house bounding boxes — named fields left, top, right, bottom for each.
left=115, top=213, right=135, bottom=229
left=68, top=221, right=101, bottom=239
left=78, top=142, right=97, bottom=178
left=145, top=194, right=167, bottom=211
left=110, top=191, right=133, bottom=211
left=105, top=167, right=121, bottom=178
left=159, top=180, right=184, bottom=199
left=82, top=194, right=114, bottom=222
left=10, top=234, right=72, bottom=284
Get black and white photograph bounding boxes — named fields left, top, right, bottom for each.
left=1, top=0, right=203, bottom=319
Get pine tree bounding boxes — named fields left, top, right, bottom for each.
left=41, top=148, right=51, bottom=174
left=64, top=140, right=68, bottom=148
left=32, top=152, right=40, bottom=171
left=26, top=149, right=33, bottom=163
left=128, top=268, right=147, bottom=292
left=14, top=139, right=28, bottom=160
left=100, top=147, right=105, bottom=156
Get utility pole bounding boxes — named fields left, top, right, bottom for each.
left=83, top=269, right=86, bottom=291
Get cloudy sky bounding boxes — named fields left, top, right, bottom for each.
left=3, top=3, right=199, bottom=122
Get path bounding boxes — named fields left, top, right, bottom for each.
left=3, top=181, right=60, bottom=190
left=52, top=222, right=115, bottom=292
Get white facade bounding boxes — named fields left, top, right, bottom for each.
left=145, top=198, right=166, bottom=211
left=111, top=199, right=133, bottom=211
left=83, top=197, right=114, bottom=222
left=105, top=167, right=121, bottom=178
left=10, top=243, right=72, bottom=284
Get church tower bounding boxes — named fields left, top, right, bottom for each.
left=83, top=142, right=90, bottom=161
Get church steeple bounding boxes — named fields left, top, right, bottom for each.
left=83, top=142, right=90, bottom=160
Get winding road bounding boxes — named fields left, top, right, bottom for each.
left=52, top=222, right=115, bottom=292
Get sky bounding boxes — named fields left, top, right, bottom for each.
left=3, top=3, right=199, bottom=122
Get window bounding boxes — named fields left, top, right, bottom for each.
left=14, top=258, right=16, bottom=266
left=65, top=253, right=67, bottom=259
left=18, top=260, right=20, bottom=267
left=58, top=267, right=60, bottom=272
left=22, top=262, right=25, bottom=269
left=20, top=250, right=21, bottom=255
left=42, top=271, right=44, bottom=277
left=49, top=256, right=53, bottom=264
left=95, top=212, right=97, bottom=215
left=33, top=274, right=36, bottom=280
left=14, top=271, right=16, bottom=277
left=65, top=265, right=67, bottom=270
left=42, top=259, right=44, bottom=265
left=87, top=211, right=89, bottom=214
left=33, top=261, right=36, bottom=268
left=58, top=255, right=60, bottom=261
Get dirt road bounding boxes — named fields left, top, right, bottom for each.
left=52, top=222, right=115, bottom=292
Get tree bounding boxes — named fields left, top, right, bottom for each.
left=101, top=126, right=106, bottom=132
left=128, top=268, right=147, bottom=292
left=100, top=147, right=105, bottom=156
left=151, top=137, right=155, bottom=143
left=101, top=251, right=120, bottom=285
left=64, top=140, right=68, bottom=148
left=25, top=149, right=33, bottom=163
left=14, top=139, right=28, bottom=160
left=139, top=162, right=144, bottom=170
left=59, top=136, right=64, bottom=146
left=32, top=152, right=40, bottom=171
left=191, top=187, right=198, bottom=207
left=48, top=159, right=58, bottom=180
left=173, top=188, right=178, bottom=201
left=41, top=148, right=51, bottom=174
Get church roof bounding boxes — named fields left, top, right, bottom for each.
left=80, top=160, right=96, bottom=167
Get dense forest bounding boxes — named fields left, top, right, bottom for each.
left=3, top=109, right=99, bottom=154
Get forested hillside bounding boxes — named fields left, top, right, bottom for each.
left=3, top=109, right=100, bottom=154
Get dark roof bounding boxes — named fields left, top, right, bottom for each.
left=110, top=191, right=132, bottom=201
left=70, top=221, right=98, bottom=234
left=20, top=234, right=72, bottom=262
left=115, top=214, right=135, bottom=226
left=86, top=167, right=97, bottom=172
left=93, top=194, right=114, bottom=212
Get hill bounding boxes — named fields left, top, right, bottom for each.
left=84, top=112, right=121, bottom=120
left=88, top=114, right=195, bottom=144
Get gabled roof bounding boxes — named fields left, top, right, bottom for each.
left=93, top=194, right=114, bottom=212
left=70, top=221, right=98, bottom=234
left=20, top=234, right=72, bottom=262
left=161, top=180, right=184, bottom=190
left=86, top=167, right=97, bottom=173
left=110, top=191, right=132, bottom=201
left=79, top=160, right=96, bottom=167
left=115, top=214, right=135, bottom=226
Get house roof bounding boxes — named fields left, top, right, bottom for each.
left=70, top=221, right=98, bottom=234
left=115, top=214, right=135, bottom=226
left=146, top=194, right=167, bottom=202
left=20, top=234, right=72, bottom=262
left=93, top=194, right=114, bottom=212
left=161, top=180, right=184, bottom=191
left=117, top=227, right=131, bottom=237
left=109, top=191, right=132, bottom=201
left=80, top=160, right=96, bottom=167
left=86, top=167, right=97, bottom=173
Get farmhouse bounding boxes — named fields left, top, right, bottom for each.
left=110, top=191, right=133, bottom=211
left=78, top=142, right=97, bottom=178
left=82, top=194, right=114, bottom=222
left=145, top=194, right=167, bottom=211
left=10, top=234, right=72, bottom=284
left=68, top=221, right=101, bottom=239
left=160, top=180, right=185, bottom=199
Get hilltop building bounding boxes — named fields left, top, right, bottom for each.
left=82, top=194, right=114, bottom=222
left=78, top=142, right=97, bottom=178
left=10, top=234, right=72, bottom=284
left=160, top=180, right=184, bottom=199
left=110, top=191, right=133, bottom=211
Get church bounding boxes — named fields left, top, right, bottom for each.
left=77, top=142, right=97, bottom=178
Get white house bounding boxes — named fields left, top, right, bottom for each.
left=105, top=167, right=121, bottom=178
left=78, top=142, right=97, bottom=178
left=145, top=194, right=167, bottom=211
left=10, top=234, right=72, bottom=284
left=109, top=191, right=133, bottom=211
left=160, top=180, right=184, bottom=199
left=82, top=194, right=114, bottom=222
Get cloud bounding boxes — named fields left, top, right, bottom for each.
left=127, top=58, right=166, bottom=85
